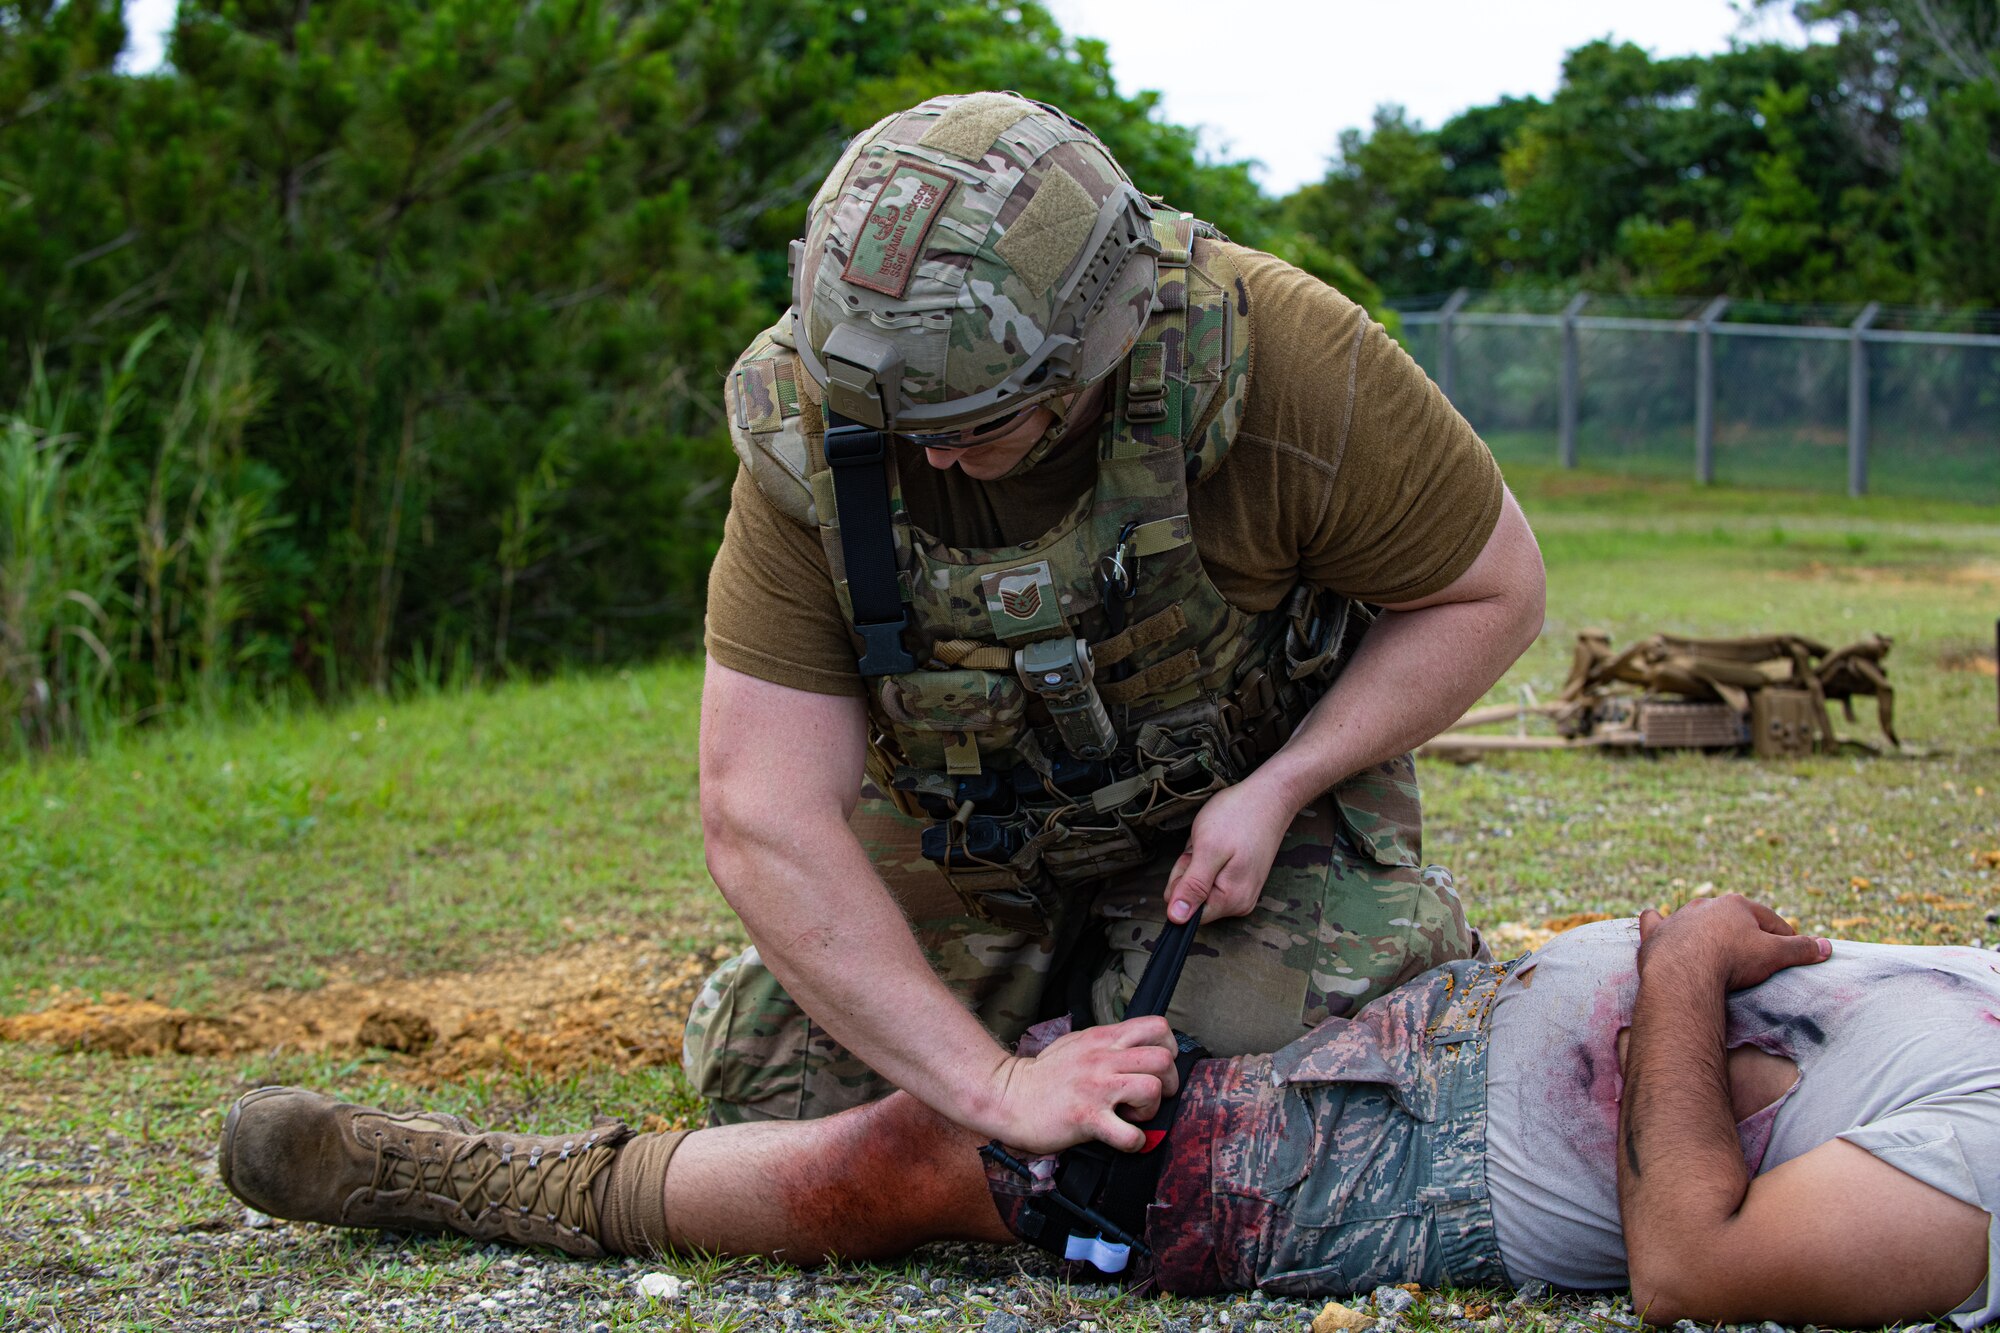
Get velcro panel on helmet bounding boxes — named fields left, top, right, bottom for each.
left=992, top=164, right=1099, bottom=294
left=917, top=92, right=1034, bottom=161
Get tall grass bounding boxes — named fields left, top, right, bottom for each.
left=0, top=324, right=284, bottom=757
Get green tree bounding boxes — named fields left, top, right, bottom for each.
left=1276, top=99, right=1536, bottom=297
left=1903, top=76, right=2000, bottom=302
left=1784, top=0, right=2000, bottom=300
left=1496, top=41, right=1898, bottom=295
left=1763, top=0, right=2000, bottom=301
left=0, top=0, right=1273, bottom=744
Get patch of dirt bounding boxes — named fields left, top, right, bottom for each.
left=1783, top=558, right=2000, bottom=589
left=354, top=1007, right=435, bottom=1053
left=0, top=937, right=729, bottom=1084
left=1484, top=912, right=1617, bottom=956
left=1940, top=647, right=1998, bottom=677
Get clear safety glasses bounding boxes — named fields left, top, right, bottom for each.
left=897, top=405, right=1041, bottom=451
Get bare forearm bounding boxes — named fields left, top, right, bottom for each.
left=707, top=815, right=1010, bottom=1134
left=1157, top=508, right=1542, bottom=925
left=1618, top=950, right=1753, bottom=1321
left=700, top=662, right=1178, bottom=1153
left=1254, top=487, right=1543, bottom=811
left=1256, top=592, right=1538, bottom=811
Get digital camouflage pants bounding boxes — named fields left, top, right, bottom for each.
left=681, top=753, right=1480, bottom=1124
left=1142, top=956, right=1517, bottom=1295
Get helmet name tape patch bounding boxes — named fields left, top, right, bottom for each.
left=981, top=561, right=1063, bottom=639
left=842, top=159, right=957, bottom=298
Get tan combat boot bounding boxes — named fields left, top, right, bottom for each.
left=219, top=1085, right=632, bottom=1256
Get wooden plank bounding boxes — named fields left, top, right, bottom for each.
left=1443, top=703, right=1568, bottom=731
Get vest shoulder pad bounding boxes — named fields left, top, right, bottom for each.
left=1145, top=206, right=1225, bottom=261
left=724, top=322, right=820, bottom=528
left=1182, top=235, right=1251, bottom=483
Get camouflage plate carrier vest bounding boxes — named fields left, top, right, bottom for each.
left=728, top=212, right=1361, bottom=931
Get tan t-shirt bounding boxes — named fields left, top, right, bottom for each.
left=704, top=243, right=1504, bottom=698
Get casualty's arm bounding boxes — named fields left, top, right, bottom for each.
left=1164, top=486, right=1544, bottom=922
left=699, top=659, right=1177, bottom=1154
left=1617, top=896, right=1984, bottom=1326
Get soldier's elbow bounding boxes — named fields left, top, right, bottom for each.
left=700, top=781, right=851, bottom=911
left=1512, top=571, right=1548, bottom=653
left=700, top=783, right=765, bottom=893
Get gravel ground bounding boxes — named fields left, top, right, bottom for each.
left=0, top=1014, right=1970, bottom=1333
left=5, top=1217, right=1910, bottom=1333
left=0, top=1126, right=1914, bottom=1333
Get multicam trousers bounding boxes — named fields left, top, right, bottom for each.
left=681, top=753, right=1480, bottom=1124
left=1139, top=957, right=1519, bottom=1296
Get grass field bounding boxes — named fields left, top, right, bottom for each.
left=3, top=464, right=1998, bottom=1331
left=1481, top=426, right=2000, bottom=503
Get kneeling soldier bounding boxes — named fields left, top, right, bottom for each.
left=687, top=90, right=1546, bottom=1149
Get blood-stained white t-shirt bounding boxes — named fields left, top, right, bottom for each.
left=1485, top=918, right=2000, bottom=1328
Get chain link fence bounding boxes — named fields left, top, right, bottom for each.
left=1391, top=291, right=2000, bottom=503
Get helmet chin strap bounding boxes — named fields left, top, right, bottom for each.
left=994, top=382, right=1105, bottom=481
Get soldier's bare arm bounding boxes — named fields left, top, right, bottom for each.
left=699, top=659, right=1178, bottom=1152
left=1165, top=487, right=1545, bottom=923
left=1617, top=897, right=1984, bottom=1327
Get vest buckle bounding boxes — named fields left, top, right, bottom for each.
left=1126, top=341, right=1168, bottom=423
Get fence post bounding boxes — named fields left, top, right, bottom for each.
left=1558, top=292, right=1589, bottom=469
left=1436, top=288, right=1471, bottom=403
left=1694, top=296, right=1731, bottom=485
left=1848, top=302, right=1881, bottom=498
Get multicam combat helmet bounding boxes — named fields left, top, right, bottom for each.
left=791, top=91, right=1162, bottom=432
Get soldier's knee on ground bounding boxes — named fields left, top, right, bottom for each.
left=1306, top=859, right=1479, bottom=1024
left=1087, top=772, right=1476, bottom=1054
left=1302, top=761, right=1477, bottom=1022
left=682, top=946, right=894, bottom=1125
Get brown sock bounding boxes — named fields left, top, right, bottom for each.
left=593, top=1129, right=690, bottom=1257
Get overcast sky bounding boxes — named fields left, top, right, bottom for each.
left=1045, top=0, right=1812, bottom=193
left=120, top=0, right=1814, bottom=196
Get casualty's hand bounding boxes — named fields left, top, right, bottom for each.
left=982, top=1016, right=1181, bottom=1154
left=1636, top=893, right=1830, bottom=992
left=1163, top=774, right=1296, bottom=924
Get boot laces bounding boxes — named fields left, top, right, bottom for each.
left=370, top=1122, right=620, bottom=1235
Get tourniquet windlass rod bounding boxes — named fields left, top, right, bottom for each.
left=982, top=906, right=1206, bottom=1272
left=1127, top=904, right=1203, bottom=1020
left=978, top=1143, right=1150, bottom=1256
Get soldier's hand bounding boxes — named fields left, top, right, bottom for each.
left=1636, top=894, right=1830, bottom=992
left=1164, top=776, right=1294, bottom=924
left=985, top=1016, right=1181, bottom=1154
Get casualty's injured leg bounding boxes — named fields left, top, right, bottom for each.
left=219, top=1084, right=1009, bottom=1261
